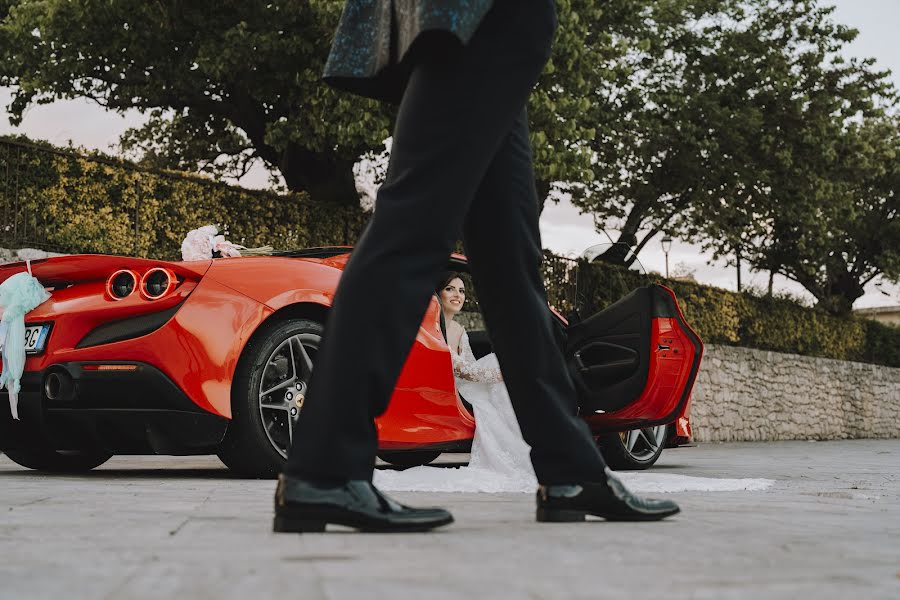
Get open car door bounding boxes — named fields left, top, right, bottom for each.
left=565, top=245, right=703, bottom=434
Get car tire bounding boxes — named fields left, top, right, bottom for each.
left=597, top=424, right=670, bottom=470
left=218, top=317, right=323, bottom=479
left=377, top=451, right=441, bottom=468
left=3, top=448, right=112, bottom=473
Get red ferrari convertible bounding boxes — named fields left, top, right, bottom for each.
left=0, top=247, right=702, bottom=477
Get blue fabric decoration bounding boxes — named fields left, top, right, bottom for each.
left=0, top=264, right=51, bottom=419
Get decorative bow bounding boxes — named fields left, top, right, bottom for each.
left=0, top=261, right=51, bottom=420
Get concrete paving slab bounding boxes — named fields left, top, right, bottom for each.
left=1, top=440, right=898, bottom=599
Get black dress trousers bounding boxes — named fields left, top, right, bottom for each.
left=285, top=0, right=609, bottom=485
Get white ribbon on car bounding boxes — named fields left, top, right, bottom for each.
left=0, top=260, right=51, bottom=420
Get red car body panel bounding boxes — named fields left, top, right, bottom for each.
left=23, top=261, right=267, bottom=418
left=376, top=301, right=474, bottom=449
left=1, top=249, right=697, bottom=458
left=200, top=254, right=475, bottom=442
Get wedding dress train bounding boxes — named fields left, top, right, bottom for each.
left=374, top=331, right=538, bottom=493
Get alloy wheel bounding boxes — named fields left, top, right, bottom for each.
left=257, top=332, right=319, bottom=459
left=619, top=425, right=668, bottom=462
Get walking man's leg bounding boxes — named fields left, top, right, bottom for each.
left=463, top=113, right=681, bottom=521
left=461, top=112, right=608, bottom=484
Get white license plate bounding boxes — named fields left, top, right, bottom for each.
left=24, top=324, right=50, bottom=354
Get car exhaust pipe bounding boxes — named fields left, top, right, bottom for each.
left=44, top=370, right=75, bottom=403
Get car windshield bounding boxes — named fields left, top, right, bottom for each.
left=580, top=243, right=647, bottom=273
left=570, top=242, right=648, bottom=323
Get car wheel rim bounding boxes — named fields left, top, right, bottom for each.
left=258, top=331, right=319, bottom=459
left=619, top=425, right=667, bottom=462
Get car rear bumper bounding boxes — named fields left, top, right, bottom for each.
left=0, top=362, right=228, bottom=455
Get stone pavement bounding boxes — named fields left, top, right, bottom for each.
left=1, top=440, right=898, bottom=599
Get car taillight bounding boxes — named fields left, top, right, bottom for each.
left=107, top=270, right=137, bottom=300
left=140, top=267, right=176, bottom=300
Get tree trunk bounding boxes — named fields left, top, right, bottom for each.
left=599, top=237, right=635, bottom=264
left=793, top=268, right=866, bottom=317
left=536, top=179, right=551, bottom=213
left=818, top=274, right=866, bottom=317
left=628, top=228, right=662, bottom=268
left=279, top=144, right=359, bottom=206
left=598, top=204, right=648, bottom=265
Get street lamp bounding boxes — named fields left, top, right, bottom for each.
left=661, top=235, right=673, bottom=279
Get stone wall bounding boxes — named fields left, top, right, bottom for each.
left=690, top=344, right=900, bottom=442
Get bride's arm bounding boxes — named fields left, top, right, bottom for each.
left=452, top=331, right=503, bottom=383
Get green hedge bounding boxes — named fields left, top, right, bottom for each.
left=539, top=255, right=900, bottom=369
left=0, top=136, right=368, bottom=259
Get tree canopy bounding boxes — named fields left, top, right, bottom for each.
left=0, top=0, right=394, bottom=204
left=566, top=0, right=898, bottom=314
left=672, top=1, right=898, bottom=315
left=696, top=114, right=899, bottom=316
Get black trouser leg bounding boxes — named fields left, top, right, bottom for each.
left=461, top=112, right=609, bottom=485
left=285, top=0, right=558, bottom=481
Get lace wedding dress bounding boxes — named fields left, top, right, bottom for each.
left=374, top=331, right=538, bottom=493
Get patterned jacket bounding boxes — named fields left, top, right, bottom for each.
left=323, top=0, right=495, bottom=103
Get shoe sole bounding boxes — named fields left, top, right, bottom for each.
left=273, top=514, right=454, bottom=533
left=536, top=506, right=680, bottom=523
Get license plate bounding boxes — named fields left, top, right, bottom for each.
left=25, top=324, right=50, bottom=354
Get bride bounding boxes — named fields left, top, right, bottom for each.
left=374, top=272, right=537, bottom=492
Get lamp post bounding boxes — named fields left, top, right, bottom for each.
left=661, top=235, right=673, bottom=279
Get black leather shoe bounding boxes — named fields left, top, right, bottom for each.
left=273, top=474, right=454, bottom=533
left=536, top=468, right=680, bottom=522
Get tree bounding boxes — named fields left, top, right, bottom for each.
left=565, top=0, right=899, bottom=315
left=680, top=2, right=898, bottom=315
left=700, top=117, right=899, bottom=316
left=562, top=0, right=743, bottom=263
left=561, top=0, right=896, bottom=279
left=0, top=0, right=393, bottom=205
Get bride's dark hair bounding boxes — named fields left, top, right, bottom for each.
left=436, top=271, right=465, bottom=294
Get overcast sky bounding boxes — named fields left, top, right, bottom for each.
left=1, top=0, right=897, bottom=307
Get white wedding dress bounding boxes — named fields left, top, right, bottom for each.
left=373, top=331, right=538, bottom=493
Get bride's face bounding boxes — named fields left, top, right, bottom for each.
left=440, top=277, right=465, bottom=316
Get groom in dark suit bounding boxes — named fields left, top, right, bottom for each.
left=275, top=0, right=680, bottom=532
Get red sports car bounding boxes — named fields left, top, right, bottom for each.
left=0, top=247, right=702, bottom=476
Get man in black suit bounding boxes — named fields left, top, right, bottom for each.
left=275, top=0, right=680, bottom=532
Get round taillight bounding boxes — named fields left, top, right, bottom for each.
left=141, top=268, right=175, bottom=300
left=107, top=270, right=137, bottom=299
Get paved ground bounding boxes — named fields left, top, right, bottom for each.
left=1, top=440, right=898, bottom=599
